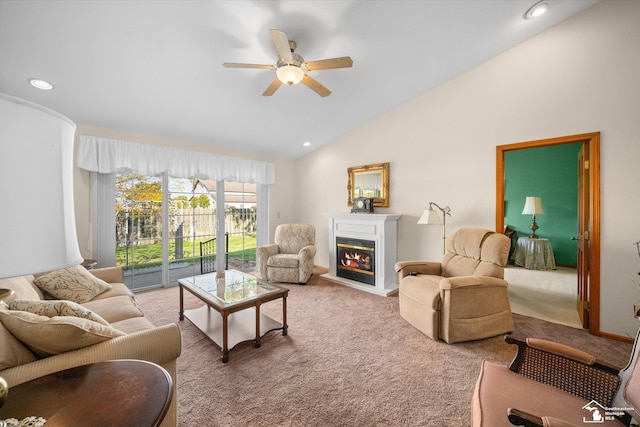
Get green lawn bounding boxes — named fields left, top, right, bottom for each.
left=116, top=234, right=256, bottom=269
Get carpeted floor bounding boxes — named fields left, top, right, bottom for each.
left=135, top=268, right=634, bottom=427
left=506, top=266, right=582, bottom=329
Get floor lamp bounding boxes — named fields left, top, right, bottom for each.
left=418, top=202, right=452, bottom=254
left=0, top=93, right=82, bottom=425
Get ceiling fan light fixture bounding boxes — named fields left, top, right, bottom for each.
left=276, top=65, right=304, bottom=86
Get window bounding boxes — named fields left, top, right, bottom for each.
left=115, top=173, right=164, bottom=290
left=82, top=136, right=273, bottom=290
left=96, top=173, right=266, bottom=290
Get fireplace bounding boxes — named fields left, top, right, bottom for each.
left=322, top=213, right=400, bottom=297
left=336, top=237, right=375, bottom=286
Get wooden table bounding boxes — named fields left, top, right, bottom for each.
left=0, top=360, right=172, bottom=427
left=179, top=270, right=288, bottom=363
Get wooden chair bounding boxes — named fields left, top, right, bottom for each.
left=472, top=330, right=640, bottom=426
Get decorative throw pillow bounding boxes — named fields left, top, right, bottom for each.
left=0, top=317, right=37, bottom=369
left=8, top=299, right=109, bottom=325
left=33, top=265, right=112, bottom=303
left=0, top=310, right=125, bottom=358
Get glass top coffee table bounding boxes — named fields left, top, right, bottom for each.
left=178, top=270, right=288, bottom=363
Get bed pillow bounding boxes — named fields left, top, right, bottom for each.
left=33, top=265, right=112, bottom=303
left=0, top=310, right=125, bottom=358
left=8, top=299, right=109, bottom=325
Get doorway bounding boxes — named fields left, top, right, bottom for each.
left=496, top=132, right=600, bottom=335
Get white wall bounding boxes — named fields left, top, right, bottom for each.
left=295, top=1, right=640, bottom=338
left=72, top=124, right=298, bottom=265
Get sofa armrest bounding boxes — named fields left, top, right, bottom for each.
left=394, top=261, right=442, bottom=278
left=440, top=276, right=508, bottom=290
left=90, top=266, right=124, bottom=284
left=0, top=323, right=182, bottom=387
left=299, top=245, right=316, bottom=262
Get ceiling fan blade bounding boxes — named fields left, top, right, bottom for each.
left=223, top=62, right=275, bottom=70
left=270, top=29, right=293, bottom=61
left=302, top=75, right=331, bottom=97
left=303, top=56, right=353, bottom=71
left=262, top=78, right=283, bottom=96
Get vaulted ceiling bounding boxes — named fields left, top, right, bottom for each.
left=0, top=0, right=599, bottom=158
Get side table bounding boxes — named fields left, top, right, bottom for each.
left=513, top=237, right=556, bottom=270
left=81, top=258, right=98, bottom=270
left=0, top=360, right=172, bottom=427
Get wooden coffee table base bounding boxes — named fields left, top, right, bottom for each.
left=183, top=305, right=286, bottom=362
left=178, top=271, right=289, bottom=363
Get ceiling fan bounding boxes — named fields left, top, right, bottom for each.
left=223, top=29, right=353, bottom=97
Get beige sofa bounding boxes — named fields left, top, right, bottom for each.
left=0, top=266, right=182, bottom=427
left=395, top=228, right=514, bottom=344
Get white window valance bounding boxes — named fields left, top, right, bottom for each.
left=77, top=135, right=275, bottom=185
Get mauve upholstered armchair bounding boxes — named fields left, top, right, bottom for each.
left=394, top=228, right=514, bottom=344
left=257, top=224, right=316, bottom=284
left=473, top=330, right=640, bottom=426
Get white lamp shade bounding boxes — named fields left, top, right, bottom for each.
left=522, top=196, right=544, bottom=215
left=417, top=208, right=441, bottom=225
left=276, top=65, right=304, bottom=86
left=0, top=93, right=82, bottom=278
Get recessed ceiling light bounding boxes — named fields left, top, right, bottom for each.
left=28, top=78, right=54, bottom=90
left=303, top=141, right=311, bottom=147
left=524, top=1, right=548, bottom=19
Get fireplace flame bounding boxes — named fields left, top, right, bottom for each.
left=340, top=252, right=372, bottom=271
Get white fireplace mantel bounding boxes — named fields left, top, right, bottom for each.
left=321, top=213, right=401, bottom=297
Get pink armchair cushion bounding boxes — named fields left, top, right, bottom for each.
left=472, top=361, right=621, bottom=427
left=541, top=417, right=582, bottom=427
left=624, top=351, right=640, bottom=413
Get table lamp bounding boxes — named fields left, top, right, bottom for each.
left=0, top=93, right=82, bottom=426
left=418, top=202, right=452, bottom=254
left=522, top=196, right=544, bottom=238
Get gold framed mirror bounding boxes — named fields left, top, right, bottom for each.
left=347, top=162, right=389, bottom=207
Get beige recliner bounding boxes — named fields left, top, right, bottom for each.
left=257, top=224, right=316, bottom=284
left=394, top=228, right=513, bottom=344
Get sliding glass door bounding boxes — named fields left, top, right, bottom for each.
left=115, top=173, right=164, bottom=290
left=104, top=173, right=264, bottom=290
left=223, top=182, right=257, bottom=272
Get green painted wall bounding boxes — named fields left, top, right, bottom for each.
left=504, top=142, right=582, bottom=267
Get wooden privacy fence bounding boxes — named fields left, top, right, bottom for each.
left=116, top=207, right=256, bottom=247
